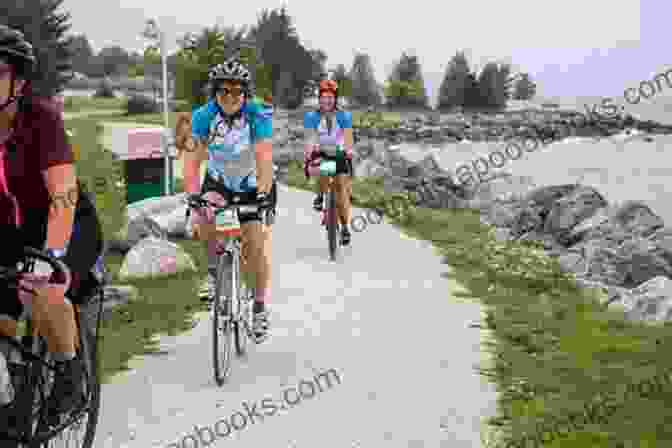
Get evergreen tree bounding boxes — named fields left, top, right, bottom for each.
left=437, top=52, right=472, bottom=110
left=512, top=73, right=536, bottom=100
left=349, top=53, right=379, bottom=106
left=1, top=0, right=74, bottom=96
left=385, top=51, right=427, bottom=108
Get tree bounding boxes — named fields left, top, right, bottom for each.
left=174, top=26, right=229, bottom=107
left=96, top=45, right=131, bottom=77
left=512, top=73, right=536, bottom=100
left=349, top=53, right=380, bottom=106
left=328, top=64, right=351, bottom=100
left=476, top=62, right=500, bottom=109
left=68, top=34, right=95, bottom=76
left=248, top=6, right=316, bottom=108
left=1, top=0, right=74, bottom=96
left=437, top=52, right=472, bottom=110
left=385, top=51, right=427, bottom=108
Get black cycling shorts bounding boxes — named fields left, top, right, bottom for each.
left=319, top=156, right=353, bottom=177
left=201, top=173, right=277, bottom=224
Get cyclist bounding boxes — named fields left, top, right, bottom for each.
left=184, top=56, right=274, bottom=344
left=304, top=79, right=354, bottom=245
left=0, top=25, right=85, bottom=417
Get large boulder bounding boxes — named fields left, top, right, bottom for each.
left=118, top=237, right=197, bottom=280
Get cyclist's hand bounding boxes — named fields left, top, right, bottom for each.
left=18, top=260, right=71, bottom=306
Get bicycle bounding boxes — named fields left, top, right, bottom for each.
left=185, top=186, right=276, bottom=386
left=0, top=246, right=104, bottom=448
left=305, top=146, right=351, bottom=262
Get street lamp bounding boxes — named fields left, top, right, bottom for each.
left=142, top=18, right=172, bottom=195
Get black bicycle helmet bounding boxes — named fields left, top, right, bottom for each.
left=0, top=25, right=36, bottom=76
left=0, top=25, right=36, bottom=110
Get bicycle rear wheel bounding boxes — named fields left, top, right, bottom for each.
left=326, top=189, right=339, bottom=261
left=213, top=247, right=236, bottom=386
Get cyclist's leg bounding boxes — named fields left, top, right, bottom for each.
left=195, top=174, right=223, bottom=300
left=335, top=175, right=352, bottom=226
left=239, top=211, right=271, bottom=342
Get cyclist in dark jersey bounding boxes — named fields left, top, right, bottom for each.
left=0, top=25, right=85, bottom=418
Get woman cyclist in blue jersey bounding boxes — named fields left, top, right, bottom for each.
left=303, top=79, right=354, bottom=245
left=183, top=56, right=274, bottom=343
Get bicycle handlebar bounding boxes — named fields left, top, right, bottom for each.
left=0, top=246, right=70, bottom=286
left=185, top=191, right=275, bottom=211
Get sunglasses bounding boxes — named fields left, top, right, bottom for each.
left=216, top=86, right=244, bottom=98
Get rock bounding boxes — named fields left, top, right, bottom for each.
left=611, top=276, right=672, bottom=323
left=544, top=185, right=608, bottom=243
left=118, top=237, right=197, bottom=280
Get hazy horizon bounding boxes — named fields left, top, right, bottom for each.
left=62, top=0, right=670, bottom=108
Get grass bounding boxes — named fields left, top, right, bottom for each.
left=284, top=160, right=672, bottom=447
left=64, top=95, right=126, bottom=112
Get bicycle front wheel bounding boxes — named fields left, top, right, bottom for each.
left=213, top=248, right=236, bottom=386
left=327, top=190, right=339, bottom=261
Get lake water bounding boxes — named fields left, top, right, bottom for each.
left=398, top=132, right=672, bottom=224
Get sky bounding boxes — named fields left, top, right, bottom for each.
left=62, top=0, right=669, bottom=107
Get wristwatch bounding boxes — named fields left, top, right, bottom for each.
left=46, top=248, right=67, bottom=259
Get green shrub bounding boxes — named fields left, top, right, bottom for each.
left=126, top=95, right=159, bottom=115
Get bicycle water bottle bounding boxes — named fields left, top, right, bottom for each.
left=0, top=352, right=14, bottom=406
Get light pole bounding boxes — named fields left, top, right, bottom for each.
left=142, top=18, right=172, bottom=195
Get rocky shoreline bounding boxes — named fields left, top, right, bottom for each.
left=273, top=110, right=672, bottom=324
left=100, top=109, right=672, bottom=325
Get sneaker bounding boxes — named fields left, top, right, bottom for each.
left=199, top=273, right=216, bottom=302
left=46, top=357, right=85, bottom=423
left=252, top=303, right=270, bottom=344
left=341, top=226, right=351, bottom=246
left=313, top=194, right=324, bottom=211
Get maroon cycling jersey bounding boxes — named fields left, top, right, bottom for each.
left=3, top=96, right=73, bottom=224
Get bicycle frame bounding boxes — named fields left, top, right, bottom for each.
left=0, top=246, right=104, bottom=447
left=0, top=287, right=103, bottom=446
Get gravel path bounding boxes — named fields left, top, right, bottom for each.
left=93, top=184, right=497, bottom=448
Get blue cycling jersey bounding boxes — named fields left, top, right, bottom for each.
left=191, top=98, right=273, bottom=192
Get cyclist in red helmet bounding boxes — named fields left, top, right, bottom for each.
left=303, top=78, right=354, bottom=245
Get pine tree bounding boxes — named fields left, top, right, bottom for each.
left=349, top=53, right=379, bottom=106
left=437, top=52, right=472, bottom=110
left=1, top=0, right=74, bottom=96
left=512, top=73, right=536, bottom=100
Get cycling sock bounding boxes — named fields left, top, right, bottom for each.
left=253, top=300, right=266, bottom=313
left=52, top=351, right=75, bottom=362
left=208, top=241, right=218, bottom=267
left=207, top=266, right=217, bottom=277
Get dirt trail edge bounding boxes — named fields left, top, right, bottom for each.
left=94, top=184, right=497, bottom=448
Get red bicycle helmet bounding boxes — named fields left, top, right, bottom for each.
left=319, top=79, right=337, bottom=95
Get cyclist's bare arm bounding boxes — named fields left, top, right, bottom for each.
left=343, top=128, right=354, bottom=156
left=183, top=138, right=208, bottom=194
left=255, top=139, right=273, bottom=193
left=43, top=163, right=77, bottom=250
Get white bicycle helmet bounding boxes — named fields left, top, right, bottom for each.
left=208, top=57, right=251, bottom=85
